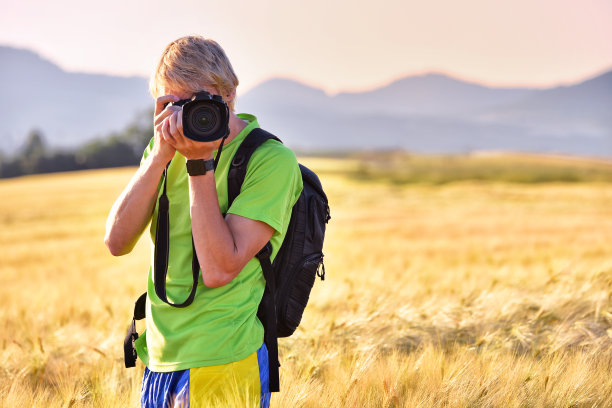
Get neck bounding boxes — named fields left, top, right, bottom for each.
left=224, top=112, right=248, bottom=144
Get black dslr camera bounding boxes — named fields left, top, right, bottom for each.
left=169, top=91, right=230, bottom=142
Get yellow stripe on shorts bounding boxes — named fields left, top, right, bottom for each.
left=189, top=349, right=262, bottom=407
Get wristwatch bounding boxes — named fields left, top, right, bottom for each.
left=186, top=158, right=215, bottom=176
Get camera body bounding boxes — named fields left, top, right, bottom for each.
left=170, top=91, right=230, bottom=142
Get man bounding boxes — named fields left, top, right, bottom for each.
left=105, top=35, right=302, bottom=407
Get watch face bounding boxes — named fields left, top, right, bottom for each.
left=187, top=159, right=214, bottom=176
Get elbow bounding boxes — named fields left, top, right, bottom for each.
left=202, top=277, right=226, bottom=288
left=202, top=265, right=240, bottom=288
left=202, top=273, right=232, bottom=288
left=104, top=233, right=131, bottom=257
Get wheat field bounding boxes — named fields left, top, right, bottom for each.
left=1, top=157, right=612, bottom=407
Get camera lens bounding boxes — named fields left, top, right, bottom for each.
left=188, top=105, right=221, bottom=136
left=197, top=115, right=211, bottom=128
left=181, top=93, right=229, bottom=142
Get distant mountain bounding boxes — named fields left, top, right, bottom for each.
left=239, top=78, right=331, bottom=112
left=475, top=71, right=612, bottom=137
left=333, top=73, right=536, bottom=117
left=237, top=70, right=612, bottom=156
left=2, top=45, right=611, bottom=157
left=0, top=46, right=151, bottom=153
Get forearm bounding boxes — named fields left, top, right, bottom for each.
left=105, top=155, right=168, bottom=256
left=188, top=171, right=244, bottom=287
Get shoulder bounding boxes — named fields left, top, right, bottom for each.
left=236, top=129, right=299, bottom=178
left=227, top=130, right=303, bottom=233
left=245, top=133, right=303, bottom=194
left=253, top=138, right=297, bottom=166
left=243, top=131, right=300, bottom=176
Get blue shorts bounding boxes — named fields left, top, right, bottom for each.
left=141, top=343, right=271, bottom=408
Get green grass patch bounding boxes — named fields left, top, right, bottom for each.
left=349, top=152, right=612, bottom=184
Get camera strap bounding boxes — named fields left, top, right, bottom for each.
left=153, top=163, right=200, bottom=307
left=214, top=134, right=229, bottom=169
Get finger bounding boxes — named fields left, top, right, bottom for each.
left=177, top=111, right=183, bottom=136
left=154, top=94, right=180, bottom=116
left=155, top=118, right=169, bottom=136
left=161, top=119, right=176, bottom=146
left=169, top=110, right=178, bottom=137
left=154, top=105, right=181, bottom=127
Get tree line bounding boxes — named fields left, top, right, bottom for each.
left=0, top=110, right=153, bottom=178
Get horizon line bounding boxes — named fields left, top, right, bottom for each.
left=247, top=65, right=612, bottom=96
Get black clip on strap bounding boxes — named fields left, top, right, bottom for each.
left=124, top=292, right=147, bottom=367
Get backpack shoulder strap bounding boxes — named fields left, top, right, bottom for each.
left=227, top=127, right=281, bottom=209
left=227, top=127, right=282, bottom=392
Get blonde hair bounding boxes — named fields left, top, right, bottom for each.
left=150, top=36, right=239, bottom=110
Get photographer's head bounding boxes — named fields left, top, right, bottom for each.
left=150, top=36, right=239, bottom=111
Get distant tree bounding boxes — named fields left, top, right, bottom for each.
left=75, top=136, right=140, bottom=169
left=38, top=151, right=82, bottom=173
left=19, top=129, right=48, bottom=174
left=22, top=129, right=46, bottom=159
left=0, top=110, right=155, bottom=178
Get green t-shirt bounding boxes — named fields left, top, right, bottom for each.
left=134, top=114, right=303, bottom=372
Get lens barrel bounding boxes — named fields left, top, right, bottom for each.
left=180, top=91, right=230, bottom=142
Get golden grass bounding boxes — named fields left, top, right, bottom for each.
left=1, top=158, right=612, bottom=407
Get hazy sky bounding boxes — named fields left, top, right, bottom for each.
left=1, top=0, right=611, bottom=95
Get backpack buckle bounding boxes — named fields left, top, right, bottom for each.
left=232, top=153, right=246, bottom=167
left=316, top=260, right=326, bottom=281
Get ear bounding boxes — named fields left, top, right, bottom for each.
left=225, top=89, right=236, bottom=103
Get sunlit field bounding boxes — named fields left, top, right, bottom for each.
left=1, top=155, right=612, bottom=407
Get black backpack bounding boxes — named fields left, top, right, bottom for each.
left=123, top=128, right=331, bottom=393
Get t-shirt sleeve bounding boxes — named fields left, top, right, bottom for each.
left=140, top=137, right=155, bottom=166
left=226, top=141, right=303, bottom=235
left=140, top=137, right=166, bottom=193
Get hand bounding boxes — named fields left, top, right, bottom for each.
left=160, top=108, right=220, bottom=160
left=151, top=95, right=182, bottom=164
